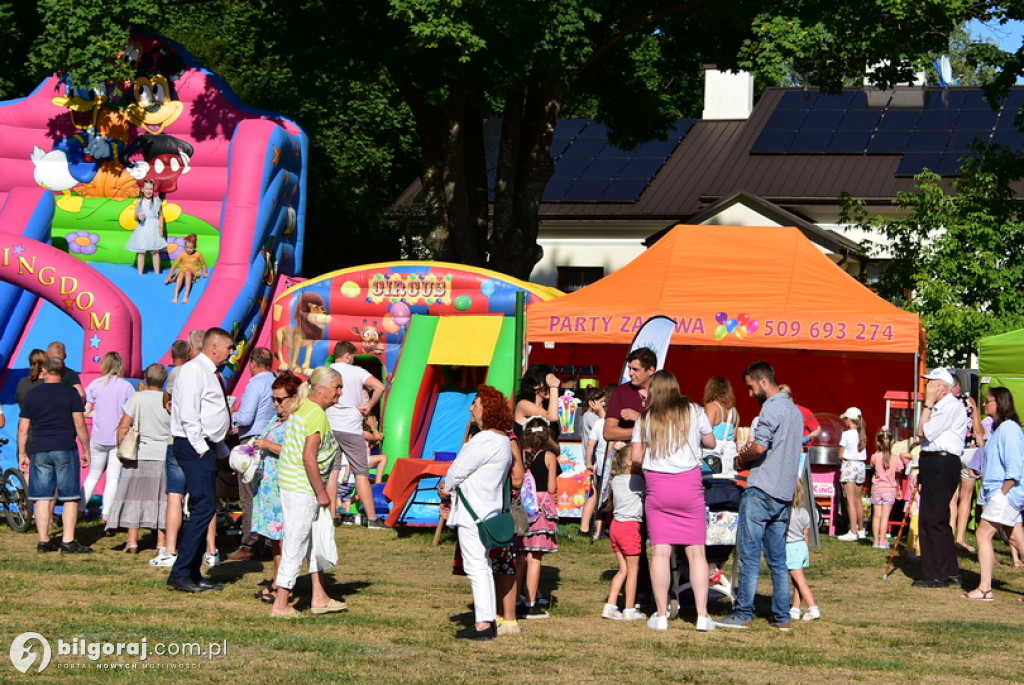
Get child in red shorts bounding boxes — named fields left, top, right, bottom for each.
left=602, top=445, right=646, bottom=621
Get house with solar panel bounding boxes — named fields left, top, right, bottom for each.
left=392, top=68, right=1024, bottom=290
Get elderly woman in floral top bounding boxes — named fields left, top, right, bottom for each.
left=251, top=371, right=303, bottom=603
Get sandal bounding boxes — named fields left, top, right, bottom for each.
left=255, top=586, right=279, bottom=603
left=123, top=544, right=139, bottom=555
left=959, top=589, right=994, bottom=601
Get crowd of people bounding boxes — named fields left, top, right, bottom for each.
left=440, top=352, right=819, bottom=640
left=11, top=335, right=1024, bottom=635
left=12, top=335, right=388, bottom=618
left=441, top=353, right=1024, bottom=640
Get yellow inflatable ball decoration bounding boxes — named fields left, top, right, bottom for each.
left=162, top=202, right=182, bottom=222
left=119, top=202, right=138, bottom=230
left=340, top=280, right=361, bottom=298
left=119, top=199, right=182, bottom=229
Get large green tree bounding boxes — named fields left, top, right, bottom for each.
left=14, top=0, right=419, bottom=276
left=841, top=149, right=1024, bottom=366
left=16, top=1, right=1016, bottom=278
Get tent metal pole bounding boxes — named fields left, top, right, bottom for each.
left=913, top=351, right=921, bottom=432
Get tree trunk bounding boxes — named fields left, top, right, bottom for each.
left=397, top=74, right=560, bottom=279
left=489, top=80, right=561, bottom=280
left=402, top=79, right=489, bottom=268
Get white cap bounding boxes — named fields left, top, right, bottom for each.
left=922, top=368, right=955, bottom=386
left=840, top=407, right=862, bottom=421
left=228, top=444, right=259, bottom=484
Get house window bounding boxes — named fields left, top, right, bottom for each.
left=557, top=266, right=604, bottom=292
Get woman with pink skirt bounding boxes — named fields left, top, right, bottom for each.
left=631, top=370, right=717, bottom=632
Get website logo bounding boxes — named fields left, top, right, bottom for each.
left=10, top=632, right=51, bottom=674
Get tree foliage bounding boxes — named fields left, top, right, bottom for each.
left=0, top=1, right=43, bottom=98
left=11, top=0, right=1016, bottom=280
left=14, top=0, right=420, bottom=276
left=841, top=149, right=1024, bottom=367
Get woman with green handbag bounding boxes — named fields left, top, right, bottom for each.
left=440, top=385, right=515, bottom=641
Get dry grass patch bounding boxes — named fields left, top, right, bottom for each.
left=1, top=519, right=1022, bottom=684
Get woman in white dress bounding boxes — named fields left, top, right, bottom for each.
left=125, top=179, right=168, bottom=274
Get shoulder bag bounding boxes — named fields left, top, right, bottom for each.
left=117, top=394, right=142, bottom=465
left=456, top=479, right=515, bottom=549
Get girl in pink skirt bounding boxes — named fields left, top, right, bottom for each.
left=632, top=370, right=717, bottom=632
left=515, top=417, right=559, bottom=619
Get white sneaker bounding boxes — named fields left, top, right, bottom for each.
left=647, top=614, right=669, bottom=631
left=695, top=615, right=716, bottom=632
left=203, top=551, right=220, bottom=567
left=802, top=606, right=821, bottom=621
left=621, top=608, right=646, bottom=621
left=837, top=531, right=859, bottom=541
left=857, top=529, right=868, bottom=540
left=790, top=607, right=802, bottom=621
left=149, top=552, right=177, bottom=568
left=601, top=603, right=622, bottom=620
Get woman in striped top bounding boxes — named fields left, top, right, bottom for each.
left=271, top=367, right=346, bottom=618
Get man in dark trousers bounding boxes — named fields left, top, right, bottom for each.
left=913, top=367, right=968, bottom=588
left=167, top=328, right=234, bottom=592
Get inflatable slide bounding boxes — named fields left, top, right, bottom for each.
left=382, top=314, right=515, bottom=526
left=0, top=34, right=306, bottom=469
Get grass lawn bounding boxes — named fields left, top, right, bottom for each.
left=1, top=518, right=1022, bottom=684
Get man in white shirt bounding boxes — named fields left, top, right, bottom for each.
left=167, top=328, right=234, bottom=592
left=326, top=341, right=386, bottom=528
left=913, top=367, right=969, bottom=589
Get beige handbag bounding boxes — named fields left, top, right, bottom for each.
left=116, top=396, right=142, bottom=464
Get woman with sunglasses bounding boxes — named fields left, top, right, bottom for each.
left=960, top=388, right=1024, bottom=601
left=251, top=371, right=304, bottom=602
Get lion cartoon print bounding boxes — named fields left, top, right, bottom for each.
left=276, top=292, right=331, bottom=374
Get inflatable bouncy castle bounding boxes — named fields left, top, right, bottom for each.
left=269, top=263, right=561, bottom=525
left=0, top=34, right=307, bottom=468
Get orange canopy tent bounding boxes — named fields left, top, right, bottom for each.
left=525, top=225, right=924, bottom=430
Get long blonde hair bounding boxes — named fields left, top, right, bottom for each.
left=100, top=351, right=124, bottom=384
left=610, top=444, right=633, bottom=477
left=792, top=478, right=807, bottom=509
left=638, top=370, right=692, bottom=460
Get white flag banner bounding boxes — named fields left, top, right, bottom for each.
left=619, top=315, right=677, bottom=384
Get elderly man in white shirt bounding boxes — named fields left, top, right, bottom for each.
left=913, top=367, right=969, bottom=589
left=167, top=328, right=234, bottom=593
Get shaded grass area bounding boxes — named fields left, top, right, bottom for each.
left=1, top=519, right=1022, bottom=684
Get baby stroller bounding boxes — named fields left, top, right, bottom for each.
left=668, top=476, right=742, bottom=618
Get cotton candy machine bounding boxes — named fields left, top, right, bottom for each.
left=808, top=412, right=844, bottom=535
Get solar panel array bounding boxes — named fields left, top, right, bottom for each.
left=751, top=89, right=1024, bottom=177
left=483, top=118, right=693, bottom=203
